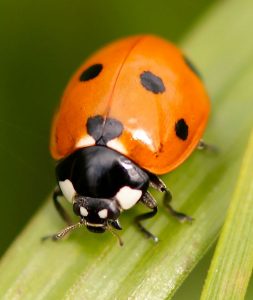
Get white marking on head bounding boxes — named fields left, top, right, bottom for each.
left=116, top=186, right=142, bottom=210
left=107, top=139, right=128, bottom=155
left=59, top=179, right=76, bottom=203
left=98, top=209, right=108, bottom=219
left=76, top=135, right=96, bottom=148
left=80, top=206, right=88, bottom=217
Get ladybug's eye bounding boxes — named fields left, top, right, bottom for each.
left=79, top=63, right=103, bottom=81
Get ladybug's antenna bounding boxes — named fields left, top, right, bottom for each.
left=107, top=225, right=124, bottom=247
left=42, top=220, right=86, bottom=242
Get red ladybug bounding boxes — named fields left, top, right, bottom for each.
left=48, top=35, right=210, bottom=245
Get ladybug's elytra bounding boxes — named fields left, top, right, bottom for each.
left=47, top=35, right=211, bottom=245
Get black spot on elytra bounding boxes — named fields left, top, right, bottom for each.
left=86, top=115, right=123, bottom=145
left=183, top=56, right=202, bottom=79
left=79, top=64, right=103, bottom=81
left=175, top=119, right=188, bottom=141
left=140, top=71, right=165, bottom=94
left=86, top=115, right=104, bottom=141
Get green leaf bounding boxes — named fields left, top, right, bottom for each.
left=1, top=0, right=253, bottom=299
left=200, top=128, right=253, bottom=300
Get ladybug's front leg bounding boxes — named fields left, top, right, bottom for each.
left=53, top=186, right=73, bottom=226
left=135, top=192, right=158, bottom=243
left=41, top=186, right=79, bottom=242
left=148, top=172, right=193, bottom=223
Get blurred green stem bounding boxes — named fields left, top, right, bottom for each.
left=200, top=128, right=253, bottom=300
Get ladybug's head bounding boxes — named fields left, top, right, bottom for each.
left=55, top=146, right=149, bottom=245
left=73, top=195, right=122, bottom=236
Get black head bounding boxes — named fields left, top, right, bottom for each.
left=73, top=195, right=121, bottom=233
left=56, top=146, right=149, bottom=242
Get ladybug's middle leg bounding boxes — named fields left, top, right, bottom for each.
left=148, top=172, right=193, bottom=223
left=163, top=191, right=193, bottom=223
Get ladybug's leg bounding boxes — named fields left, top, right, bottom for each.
left=135, top=192, right=158, bottom=242
left=163, top=191, right=193, bottom=223
left=148, top=173, right=193, bottom=223
left=42, top=187, right=75, bottom=242
left=148, top=172, right=166, bottom=192
left=197, top=139, right=218, bottom=153
left=53, top=186, right=73, bottom=226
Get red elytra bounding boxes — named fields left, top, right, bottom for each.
left=50, top=35, right=210, bottom=174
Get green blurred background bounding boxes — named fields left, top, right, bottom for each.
left=0, top=0, right=222, bottom=298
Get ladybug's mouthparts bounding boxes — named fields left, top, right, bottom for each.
left=85, top=219, right=123, bottom=246
left=86, top=225, right=106, bottom=233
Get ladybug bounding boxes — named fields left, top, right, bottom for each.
left=47, top=35, right=211, bottom=245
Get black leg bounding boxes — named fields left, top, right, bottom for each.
left=148, top=172, right=166, bottom=192
left=53, top=186, right=73, bottom=226
left=148, top=173, right=193, bottom=223
left=163, top=190, right=193, bottom=223
left=135, top=192, right=159, bottom=242
left=197, top=139, right=218, bottom=153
